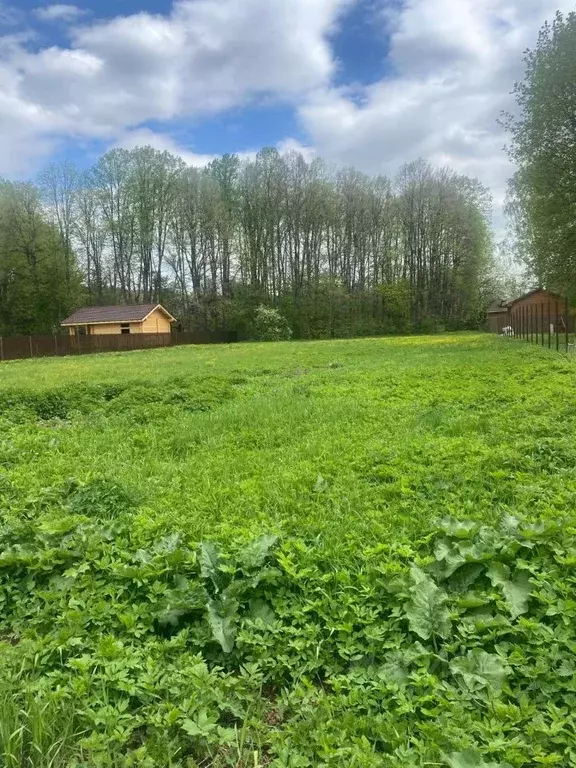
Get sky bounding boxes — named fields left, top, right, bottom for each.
left=0, top=0, right=573, bottom=232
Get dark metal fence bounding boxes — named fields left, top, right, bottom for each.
left=507, top=297, right=575, bottom=355
left=0, top=330, right=238, bottom=362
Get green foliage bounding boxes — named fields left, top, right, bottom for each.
left=251, top=305, right=292, bottom=341
left=405, top=565, right=451, bottom=640
left=0, top=180, right=83, bottom=335
left=1, top=335, right=576, bottom=765
left=503, top=11, right=576, bottom=295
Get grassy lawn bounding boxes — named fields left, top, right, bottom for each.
left=1, top=334, right=576, bottom=766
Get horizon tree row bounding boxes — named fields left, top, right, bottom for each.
left=1, top=146, right=496, bottom=337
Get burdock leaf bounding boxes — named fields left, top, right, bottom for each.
left=207, top=597, right=238, bottom=653
left=200, top=542, right=221, bottom=582
left=444, top=748, right=512, bottom=768
left=238, top=534, right=278, bottom=570
left=405, top=566, right=451, bottom=640
left=502, top=571, right=532, bottom=618
left=450, top=649, right=508, bottom=693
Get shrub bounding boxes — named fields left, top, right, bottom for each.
left=251, top=305, right=292, bottom=341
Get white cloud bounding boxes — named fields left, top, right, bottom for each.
left=0, top=0, right=349, bottom=174
left=0, top=0, right=572, bottom=232
left=298, top=0, right=576, bottom=231
left=34, top=4, right=85, bottom=22
left=276, top=137, right=317, bottom=162
left=115, top=128, right=315, bottom=167
left=114, top=128, right=217, bottom=167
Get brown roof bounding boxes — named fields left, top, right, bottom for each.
left=507, top=288, right=562, bottom=308
left=61, top=304, right=176, bottom=326
left=487, top=300, right=510, bottom=314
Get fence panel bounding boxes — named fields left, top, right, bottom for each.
left=505, top=297, right=573, bottom=354
left=0, top=330, right=238, bottom=363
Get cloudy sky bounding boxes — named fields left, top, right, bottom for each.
left=0, top=0, right=572, bottom=228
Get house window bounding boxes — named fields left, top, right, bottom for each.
left=120, top=323, right=130, bottom=335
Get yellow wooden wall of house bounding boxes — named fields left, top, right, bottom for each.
left=66, top=308, right=172, bottom=336
left=90, top=323, right=124, bottom=335
left=68, top=323, right=123, bottom=335
left=140, top=308, right=172, bottom=334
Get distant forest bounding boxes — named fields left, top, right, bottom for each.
left=0, top=147, right=499, bottom=338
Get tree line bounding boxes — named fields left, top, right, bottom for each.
left=1, top=146, right=496, bottom=338
left=504, top=11, right=576, bottom=300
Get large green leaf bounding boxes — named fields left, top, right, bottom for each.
left=405, top=566, right=451, bottom=640
left=238, top=534, right=278, bottom=571
left=200, top=541, right=221, bottom=584
left=450, top=650, right=508, bottom=693
left=448, top=562, right=484, bottom=591
left=502, top=571, right=532, bottom=618
left=445, top=748, right=512, bottom=768
left=489, top=562, right=532, bottom=618
left=249, top=598, right=276, bottom=626
left=207, top=596, right=238, bottom=653
left=487, top=562, right=510, bottom=587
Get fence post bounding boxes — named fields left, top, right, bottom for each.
left=521, top=306, right=525, bottom=341
left=566, top=297, right=570, bottom=353
left=522, top=306, right=526, bottom=340
left=556, top=300, right=560, bottom=351
left=29, top=335, right=33, bottom=358
left=540, top=302, right=544, bottom=346
left=548, top=300, right=551, bottom=349
left=54, top=334, right=58, bottom=356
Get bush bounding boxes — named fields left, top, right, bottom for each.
left=251, top=304, right=292, bottom=341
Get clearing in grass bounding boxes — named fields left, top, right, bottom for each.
left=1, top=334, right=576, bottom=767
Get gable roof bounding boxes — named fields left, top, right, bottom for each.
left=507, top=288, right=562, bottom=309
left=61, top=304, right=176, bottom=326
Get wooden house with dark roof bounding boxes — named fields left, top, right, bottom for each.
left=487, top=289, right=572, bottom=334
left=61, top=304, right=176, bottom=337
left=487, top=300, right=511, bottom=334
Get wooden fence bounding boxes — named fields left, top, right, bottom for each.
left=508, top=297, right=575, bottom=354
left=0, top=330, right=238, bottom=362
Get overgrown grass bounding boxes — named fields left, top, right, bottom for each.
left=1, top=334, right=576, bottom=766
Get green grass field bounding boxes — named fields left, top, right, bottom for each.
left=2, top=334, right=576, bottom=767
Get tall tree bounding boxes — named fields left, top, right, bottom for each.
left=15, top=143, right=494, bottom=339
left=38, top=161, right=79, bottom=289
left=503, top=11, right=576, bottom=296
left=0, top=180, right=82, bottom=334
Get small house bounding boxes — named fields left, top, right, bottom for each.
left=487, top=300, right=511, bottom=334
left=507, top=289, right=572, bottom=334
left=61, top=304, right=176, bottom=336
left=487, top=289, right=572, bottom=334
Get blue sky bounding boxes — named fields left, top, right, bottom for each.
left=0, top=0, right=572, bottom=229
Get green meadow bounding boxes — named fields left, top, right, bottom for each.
left=1, top=334, right=576, bottom=767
